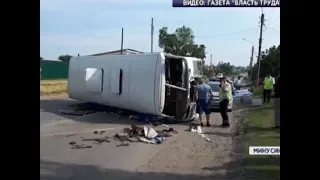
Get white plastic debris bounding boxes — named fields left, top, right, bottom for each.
left=191, top=128, right=197, bottom=133
left=138, top=136, right=156, bottom=144
left=143, top=126, right=158, bottom=139
left=162, top=124, right=170, bottom=128
left=190, top=125, right=202, bottom=134
left=196, top=126, right=202, bottom=134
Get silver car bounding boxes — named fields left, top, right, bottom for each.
left=207, top=81, right=233, bottom=111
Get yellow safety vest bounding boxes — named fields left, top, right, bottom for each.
left=264, top=77, right=273, bottom=90
left=219, top=82, right=232, bottom=101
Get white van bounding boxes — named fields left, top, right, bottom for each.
left=68, top=53, right=202, bottom=121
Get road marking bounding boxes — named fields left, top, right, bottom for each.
left=40, top=119, right=72, bottom=128
left=40, top=128, right=115, bottom=137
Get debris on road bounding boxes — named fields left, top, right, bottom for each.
left=190, top=124, right=202, bottom=134
left=66, top=134, right=76, bottom=137
left=93, top=130, right=105, bottom=135
left=71, top=144, right=92, bottom=149
left=138, top=136, right=156, bottom=144
left=116, top=143, right=130, bottom=147
left=59, top=109, right=85, bottom=116
left=69, top=141, right=76, bottom=145
left=82, top=136, right=110, bottom=145
left=113, top=124, right=177, bottom=146
left=189, top=123, right=214, bottom=143
left=114, top=133, right=139, bottom=143
left=163, top=127, right=178, bottom=134
left=143, top=126, right=158, bottom=139
left=162, top=124, right=170, bottom=128
left=68, top=141, right=92, bottom=149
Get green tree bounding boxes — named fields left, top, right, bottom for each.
left=251, top=44, right=280, bottom=80
left=58, top=55, right=73, bottom=62
left=215, top=61, right=234, bottom=76
left=158, top=26, right=206, bottom=60
left=202, top=64, right=216, bottom=78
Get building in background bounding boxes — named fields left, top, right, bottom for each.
left=40, top=49, right=144, bottom=80
left=90, top=49, right=144, bottom=56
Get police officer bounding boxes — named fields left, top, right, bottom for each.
left=219, top=76, right=232, bottom=127
left=263, top=74, right=273, bottom=103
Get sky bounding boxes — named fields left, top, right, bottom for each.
left=40, top=0, right=280, bottom=66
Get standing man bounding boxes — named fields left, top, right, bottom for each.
left=194, top=78, right=213, bottom=127
left=263, top=74, right=273, bottom=103
left=234, top=76, right=242, bottom=90
left=219, top=77, right=232, bottom=127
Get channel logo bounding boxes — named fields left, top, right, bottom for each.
left=249, top=146, right=280, bottom=155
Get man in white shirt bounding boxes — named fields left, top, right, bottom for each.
left=234, top=76, right=242, bottom=90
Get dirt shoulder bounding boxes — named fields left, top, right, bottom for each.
left=137, top=109, right=248, bottom=179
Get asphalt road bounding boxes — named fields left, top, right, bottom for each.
left=40, top=97, right=78, bottom=127
left=40, top=96, right=245, bottom=180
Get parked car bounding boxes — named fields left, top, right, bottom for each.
left=207, top=81, right=233, bottom=111
left=208, top=77, right=220, bottom=82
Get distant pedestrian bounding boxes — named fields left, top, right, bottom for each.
left=234, top=76, right=242, bottom=90
left=263, top=74, right=274, bottom=103
left=219, top=77, right=232, bottom=127
left=194, top=78, right=213, bottom=127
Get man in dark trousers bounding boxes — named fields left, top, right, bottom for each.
left=194, top=78, right=213, bottom=127
left=263, top=74, right=273, bottom=103
left=219, top=77, right=232, bottom=127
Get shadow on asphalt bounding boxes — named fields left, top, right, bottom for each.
left=40, top=98, right=194, bottom=126
left=41, top=157, right=280, bottom=180
left=40, top=159, right=232, bottom=180
left=40, top=98, right=148, bottom=126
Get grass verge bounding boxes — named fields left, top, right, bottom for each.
left=40, top=79, right=68, bottom=96
left=252, top=85, right=263, bottom=98
left=242, top=103, right=280, bottom=179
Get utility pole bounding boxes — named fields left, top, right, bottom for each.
left=249, top=46, right=254, bottom=79
left=249, top=46, right=254, bottom=91
left=256, top=13, right=264, bottom=85
left=151, top=18, right=154, bottom=53
left=121, top=27, right=124, bottom=55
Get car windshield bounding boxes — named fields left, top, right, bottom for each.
left=208, top=83, right=220, bottom=92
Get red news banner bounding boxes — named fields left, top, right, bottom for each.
left=172, top=0, right=280, bottom=7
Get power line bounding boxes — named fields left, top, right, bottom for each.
left=265, top=26, right=279, bottom=32
left=140, top=37, right=150, bottom=52
left=41, top=27, right=257, bottom=41
left=195, top=27, right=257, bottom=38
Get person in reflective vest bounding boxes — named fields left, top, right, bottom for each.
left=263, top=74, right=273, bottom=103
left=219, top=77, right=232, bottom=127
